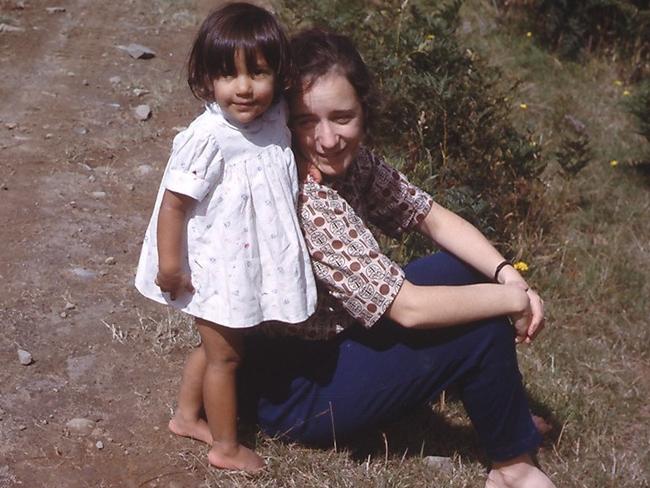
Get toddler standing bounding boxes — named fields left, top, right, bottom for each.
left=135, top=2, right=316, bottom=471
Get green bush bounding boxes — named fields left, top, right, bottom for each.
left=282, top=0, right=549, bottom=261
left=496, top=0, right=650, bottom=65
left=623, top=79, right=650, bottom=172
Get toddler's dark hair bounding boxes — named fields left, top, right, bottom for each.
left=187, top=2, right=290, bottom=102
left=288, top=28, right=376, bottom=134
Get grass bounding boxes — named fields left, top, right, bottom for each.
left=126, top=1, right=650, bottom=486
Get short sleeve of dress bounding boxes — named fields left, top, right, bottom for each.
left=299, top=177, right=405, bottom=329
left=163, top=130, right=223, bottom=201
left=359, top=148, right=433, bottom=238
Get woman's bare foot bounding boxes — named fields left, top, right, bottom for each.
left=532, top=414, right=553, bottom=435
left=168, top=414, right=213, bottom=445
left=486, top=454, right=556, bottom=488
left=207, top=442, right=266, bottom=472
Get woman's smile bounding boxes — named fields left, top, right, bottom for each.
left=290, top=70, right=364, bottom=179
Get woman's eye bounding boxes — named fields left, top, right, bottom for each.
left=334, top=117, right=352, bottom=124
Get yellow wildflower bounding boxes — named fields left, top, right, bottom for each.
left=426, top=34, right=435, bottom=41
left=513, top=261, right=529, bottom=272
left=526, top=32, right=532, bottom=38
left=519, top=103, right=528, bottom=110
left=623, top=90, right=631, bottom=96
left=610, top=159, right=618, bottom=167
left=613, top=80, right=623, bottom=86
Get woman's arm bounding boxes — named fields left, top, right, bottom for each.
left=411, top=201, right=544, bottom=342
left=156, top=189, right=196, bottom=300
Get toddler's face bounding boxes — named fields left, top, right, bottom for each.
left=212, top=49, right=275, bottom=125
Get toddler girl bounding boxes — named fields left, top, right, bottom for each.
left=135, top=2, right=316, bottom=471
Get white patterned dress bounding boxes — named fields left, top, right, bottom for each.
left=135, top=101, right=317, bottom=328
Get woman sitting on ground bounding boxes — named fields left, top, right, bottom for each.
left=239, top=28, right=556, bottom=488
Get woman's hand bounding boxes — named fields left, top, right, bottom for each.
left=509, top=287, right=545, bottom=344
left=156, top=269, right=194, bottom=301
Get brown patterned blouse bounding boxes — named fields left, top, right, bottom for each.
left=264, top=146, right=433, bottom=340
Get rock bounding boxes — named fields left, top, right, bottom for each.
left=91, top=191, right=106, bottom=199
left=137, top=164, right=153, bottom=176
left=5, top=123, right=17, bottom=130
left=45, top=7, right=66, bottom=13
left=82, top=79, right=89, bottom=86
left=0, top=23, right=25, bottom=33
left=44, top=133, right=53, bottom=139
left=132, top=88, right=149, bottom=97
left=74, top=127, right=88, bottom=135
left=66, top=418, right=95, bottom=435
left=64, top=302, right=76, bottom=311
left=17, top=349, right=33, bottom=366
left=104, top=256, right=116, bottom=265
left=117, top=43, right=156, bottom=60
left=134, top=104, right=151, bottom=121
left=109, top=76, right=121, bottom=85
left=95, top=440, right=104, bottom=449
left=60, top=311, right=67, bottom=318
left=423, top=455, right=453, bottom=474
left=71, top=267, right=96, bottom=280
left=127, top=183, right=135, bottom=191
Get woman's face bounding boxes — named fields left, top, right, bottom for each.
left=290, top=70, right=364, bottom=179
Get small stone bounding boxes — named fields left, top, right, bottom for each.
left=99, top=270, right=108, bottom=277
left=74, top=127, right=88, bottom=135
left=17, top=349, right=33, bottom=365
left=104, top=256, right=116, bottom=265
left=109, top=76, right=121, bottom=85
left=60, top=311, right=68, bottom=318
left=91, top=191, right=106, bottom=199
left=44, top=133, right=53, bottom=139
left=69, top=201, right=77, bottom=208
left=82, top=79, right=89, bottom=86
left=88, top=175, right=96, bottom=183
left=96, top=440, right=104, bottom=449
left=423, top=455, right=453, bottom=474
left=18, top=425, right=27, bottom=431
left=127, top=183, right=135, bottom=191
left=64, top=302, right=76, bottom=311
left=136, top=164, right=153, bottom=176
left=134, top=104, right=151, bottom=121
left=5, top=123, right=17, bottom=130
left=46, top=7, right=66, bottom=13
left=15, top=1, right=26, bottom=9
left=117, top=43, right=156, bottom=59
left=71, top=268, right=96, bottom=280
left=66, top=418, right=95, bottom=435
left=132, top=88, right=149, bottom=97
left=0, top=23, right=25, bottom=33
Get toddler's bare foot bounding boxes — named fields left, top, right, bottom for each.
left=168, top=414, right=213, bottom=445
left=207, top=442, right=265, bottom=472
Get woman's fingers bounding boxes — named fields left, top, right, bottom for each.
left=525, top=289, right=546, bottom=341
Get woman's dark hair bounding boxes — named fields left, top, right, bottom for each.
left=288, top=28, right=376, bottom=133
left=187, top=2, right=290, bottom=102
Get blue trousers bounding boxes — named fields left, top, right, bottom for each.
left=240, top=252, right=541, bottom=462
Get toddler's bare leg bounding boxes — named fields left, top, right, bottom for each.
left=168, top=344, right=213, bottom=445
left=197, top=319, right=265, bottom=472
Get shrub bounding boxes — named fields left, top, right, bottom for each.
left=282, top=0, right=549, bottom=261
left=495, top=0, right=650, bottom=68
left=623, top=79, right=650, bottom=173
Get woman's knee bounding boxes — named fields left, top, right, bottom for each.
left=404, top=252, right=484, bottom=286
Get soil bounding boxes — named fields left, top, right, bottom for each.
left=0, top=0, right=229, bottom=486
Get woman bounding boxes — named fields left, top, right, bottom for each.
left=172, top=28, right=556, bottom=487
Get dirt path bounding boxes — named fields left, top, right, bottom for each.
left=1, top=1, right=223, bottom=485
